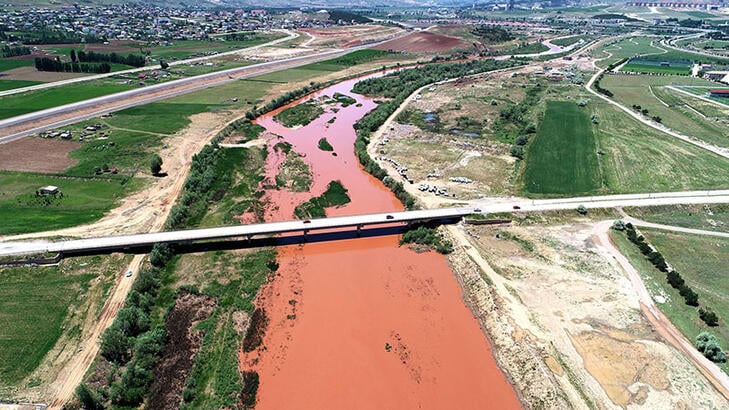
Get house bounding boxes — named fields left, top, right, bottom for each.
left=709, top=90, right=729, bottom=98
left=38, top=185, right=59, bottom=196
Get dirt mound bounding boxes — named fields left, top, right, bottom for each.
left=147, top=292, right=216, bottom=410
left=374, top=31, right=466, bottom=53
left=0, top=137, right=80, bottom=173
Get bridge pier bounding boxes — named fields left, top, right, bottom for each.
left=356, top=224, right=362, bottom=237
left=303, top=229, right=309, bottom=242
left=247, top=235, right=252, bottom=244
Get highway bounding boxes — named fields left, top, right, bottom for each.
left=0, top=47, right=356, bottom=144
left=3, top=190, right=729, bottom=258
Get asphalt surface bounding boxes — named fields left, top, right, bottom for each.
left=3, top=190, right=729, bottom=258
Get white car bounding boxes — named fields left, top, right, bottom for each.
left=125, top=270, right=133, bottom=277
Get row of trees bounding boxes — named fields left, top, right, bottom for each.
left=34, top=57, right=111, bottom=73
left=72, top=49, right=146, bottom=68
left=614, top=221, right=725, bottom=362
left=1, top=45, right=30, bottom=57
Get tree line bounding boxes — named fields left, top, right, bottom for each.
left=73, top=49, right=146, bottom=68
left=34, top=56, right=111, bottom=73
left=1, top=45, right=31, bottom=57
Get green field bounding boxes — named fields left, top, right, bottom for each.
left=521, top=101, right=602, bottom=195
left=0, top=171, right=140, bottom=235
left=550, top=35, right=590, bottom=47
left=0, top=58, right=34, bottom=72
left=600, top=75, right=728, bottom=147
left=147, top=33, right=285, bottom=60
left=274, top=102, right=324, bottom=127
left=0, top=79, right=43, bottom=91
left=592, top=97, right=729, bottom=193
left=620, top=62, right=690, bottom=75
left=595, top=37, right=667, bottom=68
left=612, top=229, right=729, bottom=374
left=0, top=265, right=95, bottom=383
left=0, top=82, right=131, bottom=120
left=624, top=204, right=729, bottom=232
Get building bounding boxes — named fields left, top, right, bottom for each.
left=709, top=89, right=729, bottom=98
left=38, top=185, right=59, bottom=196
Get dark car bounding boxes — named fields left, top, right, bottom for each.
left=386, top=215, right=394, bottom=220
left=512, top=205, right=521, bottom=210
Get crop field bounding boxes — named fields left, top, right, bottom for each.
left=146, top=33, right=285, bottom=60
left=620, top=58, right=691, bottom=75
left=0, top=259, right=115, bottom=384
left=0, top=58, right=34, bottom=73
left=612, top=229, right=729, bottom=374
left=599, top=75, right=728, bottom=147
left=521, top=101, right=602, bottom=195
left=675, top=86, right=729, bottom=107
left=624, top=204, right=729, bottom=232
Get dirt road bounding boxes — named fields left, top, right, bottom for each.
left=591, top=220, right=729, bottom=399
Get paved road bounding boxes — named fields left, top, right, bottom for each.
left=0, top=47, right=358, bottom=144
left=0, top=29, right=299, bottom=98
left=3, top=190, right=729, bottom=258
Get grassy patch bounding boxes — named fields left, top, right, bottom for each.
left=0, top=81, right=130, bottom=120
left=333, top=92, right=356, bottom=107
left=273, top=101, right=324, bottom=127
left=521, top=101, right=601, bottom=195
left=0, top=264, right=96, bottom=384
left=550, top=36, right=590, bottom=47
left=294, top=180, right=350, bottom=219
left=624, top=204, right=729, bottom=232
left=0, top=79, right=43, bottom=91
left=275, top=150, right=312, bottom=193
left=0, top=171, right=138, bottom=235
left=620, top=62, right=690, bottom=75
left=612, top=229, right=729, bottom=374
left=0, top=58, right=34, bottom=72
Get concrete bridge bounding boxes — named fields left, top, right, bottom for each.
left=0, top=207, right=476, bottom=258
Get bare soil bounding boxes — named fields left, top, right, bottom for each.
left=147, top=292, right=216, bottom=410
left=300, top=25, right=403, bottom=48
left=84, top=41, right=142, bottom=54
left=374, top=31, right=467, bottom=53
left=0, top=137, right=80, bottom=173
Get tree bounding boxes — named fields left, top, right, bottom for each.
left=160, top=60, right=169, bottom=70
left=100, top=322, right=132, bottom=363
left=611, top=220, right=626, bottom=231
left=150, top=154, right=163, bottom=175
left=577, top=204, right=587, bottom=215
left=510, top=145, right=524, bottom=159
left=75, top=384, right=102, bottom=410
left=679, top=284, right=699, bottom=306
left=699, top=308, right=719, bottom=326
left=696, top=332, right=727, bottom=363
left=150, top=242, right=173, bottom=267
left=70, top=49, right=77, bottom=63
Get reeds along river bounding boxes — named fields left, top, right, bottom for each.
left=240, top=75, right=520, bottom=409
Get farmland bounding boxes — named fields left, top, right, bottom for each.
left=521, top=101, right=602, bottom=195
left=594, top=37, right=667, bottom=68
left=599, top=75, right=729, bottom=148
left=0, top=255, right=125, bottom=387
left=145, top=33, right=285, bottom=61
left=611, top=229, right=729, bottom=375
left=620, top=59, right=691, bottom=75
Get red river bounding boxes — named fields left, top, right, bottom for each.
left=240, top=75, right=520, bottom=409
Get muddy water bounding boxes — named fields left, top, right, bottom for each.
left=242, top=76, right=520, bottom=409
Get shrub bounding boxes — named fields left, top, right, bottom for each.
left=510, top=145, right=524, bottom=159
left=696, top=332, right=727, bottom=363
left=666, top=270, right=684, bottom=288
left=699, top=308, right=719, bottom=327
left=150, top=154, right=163, bottom=175
left=611, top=220, right=626, bottom=231
left=515, top=135, right=528, bottom=146
left=76, top=384, right=103, bottom=410
left=577, top=204, right=587, bottom=215
left=100, top=322, right=132, bottom=364
left=679, top=284, right=699, bottom=306
left=150, top=242, right=174, bottom=267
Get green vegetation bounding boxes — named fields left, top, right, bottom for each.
left=470, top=26, right=514, bottom=43
left=274, top=101, right=325, bottom=127
left=0, top=266, right=94, bottom=383
left=594, top=37, right=666, bottom=69
left=0, top=82, right=130, bottom=120
left=592, top=13, right=639, bottom=21
left=275, top=150, right=312, bottom=193
left=0, top=79, right=43, bottom=91
left=400, top=225, right=454, bottom=254
left=600, top=75, right=727, bottom=147
left=522, top=101, right=601, bottom=195
left=318, top=137, right=334, bottom=151
left=147, top=34, right=283, bottom=60
left=550, top=35, right=589, bottom=47
left=492, top=85, right=542, bottom=144
left=0, top=58, right=34, bottom=72
left=0, top=171, right=139, bottom=235
left=611, top=228, right=729, bottom=373
left=294, top=180, right=351, bottom=219
left=328, top=10, right=372, bottom=24
left=620, top=61, right=690, bottom=75
left=504, top=42, right=550, bottom=55
left=333, top=92, right=357, bottom=107
left=623, top=204, right=729, bottom=232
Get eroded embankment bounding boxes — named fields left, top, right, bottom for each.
left=240, top=76, right=520, bottom=409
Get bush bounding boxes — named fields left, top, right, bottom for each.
left=150, top=154, right=163, bottom=175
left=696, top=332, right=727, bottom=363
left=577, top=204, right=587, bottom=215
left=699, top=308, right=719, bottom=327
left=510, top=145, right=524, bottom=159
left=611, top=220, right=626, bottom=231
left=150, top=243, right=174, bottom=267
left=679, top=284, right=699, bottom=306
left=666, top=270, right=684, bottom=288
left=76, top=384, right=103, bottom=410
left=100, top=322, right=132, bottom=364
